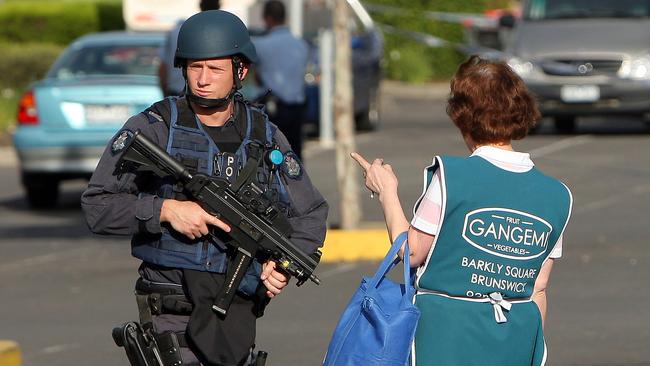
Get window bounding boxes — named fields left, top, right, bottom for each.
left=51, top=44, right=161, bottom=79
left=525, top=0, right=650, bottom=20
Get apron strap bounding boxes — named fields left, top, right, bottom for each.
left=489, top=292, right=512, bottom=324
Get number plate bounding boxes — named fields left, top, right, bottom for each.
left=560, top=85, right=600, bottom=103
left=85, top=104, right=130, bottom=124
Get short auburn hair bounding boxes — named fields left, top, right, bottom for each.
left=446, top=55, right=540, bottom=144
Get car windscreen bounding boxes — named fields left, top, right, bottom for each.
left=525, top=0, right=650, bottom=20
left=48, top=43, right=161, bottom=79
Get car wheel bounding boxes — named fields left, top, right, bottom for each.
left=554, top=116, right=576, bottom=134
left=23, top=174, right=60, bottom=208
left=355, top=88, right=380, bottom=132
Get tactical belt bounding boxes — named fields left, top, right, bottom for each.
left=135, top=278, right=193, bottom=348
left=135, top=278, right=193, bottom=315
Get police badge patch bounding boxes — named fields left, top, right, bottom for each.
left=111, top=129, right=134, bottom=155
left=282, top=151, right=302, bottom=179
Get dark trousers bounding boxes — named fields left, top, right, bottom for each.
left=151, top=297, right=257, bottom=366
left=268, top=102, right=306, bottom=159
left=138, top=265, right=259, bottom=366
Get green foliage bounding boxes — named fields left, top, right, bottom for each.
left=366, top=0, right=510, bottom=82
left=0, top=91, right=19, bottom=134
left=0, top=0, right=122, bottom=135
left=0, top=42, right=63, bottom=133
left=0, top=42, right=63, bottom=90
left=0, top=1, right=124, bottom=45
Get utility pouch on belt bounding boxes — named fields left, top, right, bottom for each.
left=112, top=278, right=190, bottom=366
left=112, top=321, right=164, bottom=366
left=135, top=278, right=193, bottom=315
left=112, top=321, right=187, bottom=366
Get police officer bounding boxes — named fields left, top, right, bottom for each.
left=82, top=10, right=328, bottom=366
left=253, top=0, right=309, bottom=159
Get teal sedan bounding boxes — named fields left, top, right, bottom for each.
left=12, top=31, right=164, bottom=207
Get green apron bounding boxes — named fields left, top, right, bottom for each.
left=412, top=155, right=572, bottom=366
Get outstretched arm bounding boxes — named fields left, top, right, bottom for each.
left=351, top=152, right=408, bottom=242
left=350, top=152, right=434, bottom=266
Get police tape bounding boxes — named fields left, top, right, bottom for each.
left=364, top=2, right=505, bottom=55
left=376, top=23, right=501, bottom=57
left=0, top=340, right=22, bottom=366
left=364, top=3, right=497, bottom=28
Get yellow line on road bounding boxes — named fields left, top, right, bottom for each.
left=0, top=340, right=21, bottom=366
left=321, top=229, right=390, bottom=262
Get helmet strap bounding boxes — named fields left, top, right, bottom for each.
left=187, top=88, right=235, bottom=109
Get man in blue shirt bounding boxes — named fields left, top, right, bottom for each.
left=253, top=0, right=309, bottom=159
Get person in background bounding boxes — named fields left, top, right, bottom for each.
left=352, top=55, right=573, bottom=365
left=158, top=0, right=221, bottom=97
left=253, top=0, right=309, bottom=159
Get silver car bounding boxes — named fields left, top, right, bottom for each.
left=504, top=0, right=650, bottom=132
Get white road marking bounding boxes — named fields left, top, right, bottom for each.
left=318, top=262, right=360, bottom=278
left=574, top=183, right=650, bottom=215
left=0, top=248, right=85, bottom=273
left=529, top=135, right=594, bottom=158
left=39, top=342, right=81, bottom=355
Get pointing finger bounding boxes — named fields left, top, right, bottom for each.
left=350, top=152, right=371, bottom=170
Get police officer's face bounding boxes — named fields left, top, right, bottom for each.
left=186, top=58, right=248, bottom=99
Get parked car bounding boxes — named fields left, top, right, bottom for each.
left=12, top=31, right=164, bottom=207
left=503, top=0, right=650, bottom=132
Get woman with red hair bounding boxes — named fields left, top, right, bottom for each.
left=352, top=55, right=572, bottom=365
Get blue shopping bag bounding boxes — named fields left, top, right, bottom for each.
left=323, top=232, right=420, bottom=366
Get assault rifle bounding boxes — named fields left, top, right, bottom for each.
left=116, top=130, right=321, bottom=315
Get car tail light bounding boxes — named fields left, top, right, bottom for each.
left=17, top=90, right=39, bottom=125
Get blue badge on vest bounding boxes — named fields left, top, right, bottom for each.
left=110, top=129, right=134, bottom=155
left=282, top=151, right=302, bottom=179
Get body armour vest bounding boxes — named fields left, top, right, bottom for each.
left=131, top=97, right=290, bottom=295
left=415, top=155, right=572, bottom=300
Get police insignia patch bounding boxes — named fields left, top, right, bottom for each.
left=282, top=152, right=302, bottom=179
left=111, top=129, right=134, bottom=155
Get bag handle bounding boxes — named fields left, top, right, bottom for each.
left=368, top=231, right=413, bottom=291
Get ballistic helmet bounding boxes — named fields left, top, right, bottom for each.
left=174, top=10, right=258, bottom=67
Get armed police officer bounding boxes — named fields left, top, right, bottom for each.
left=81, top=10, right=328, bottom=366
